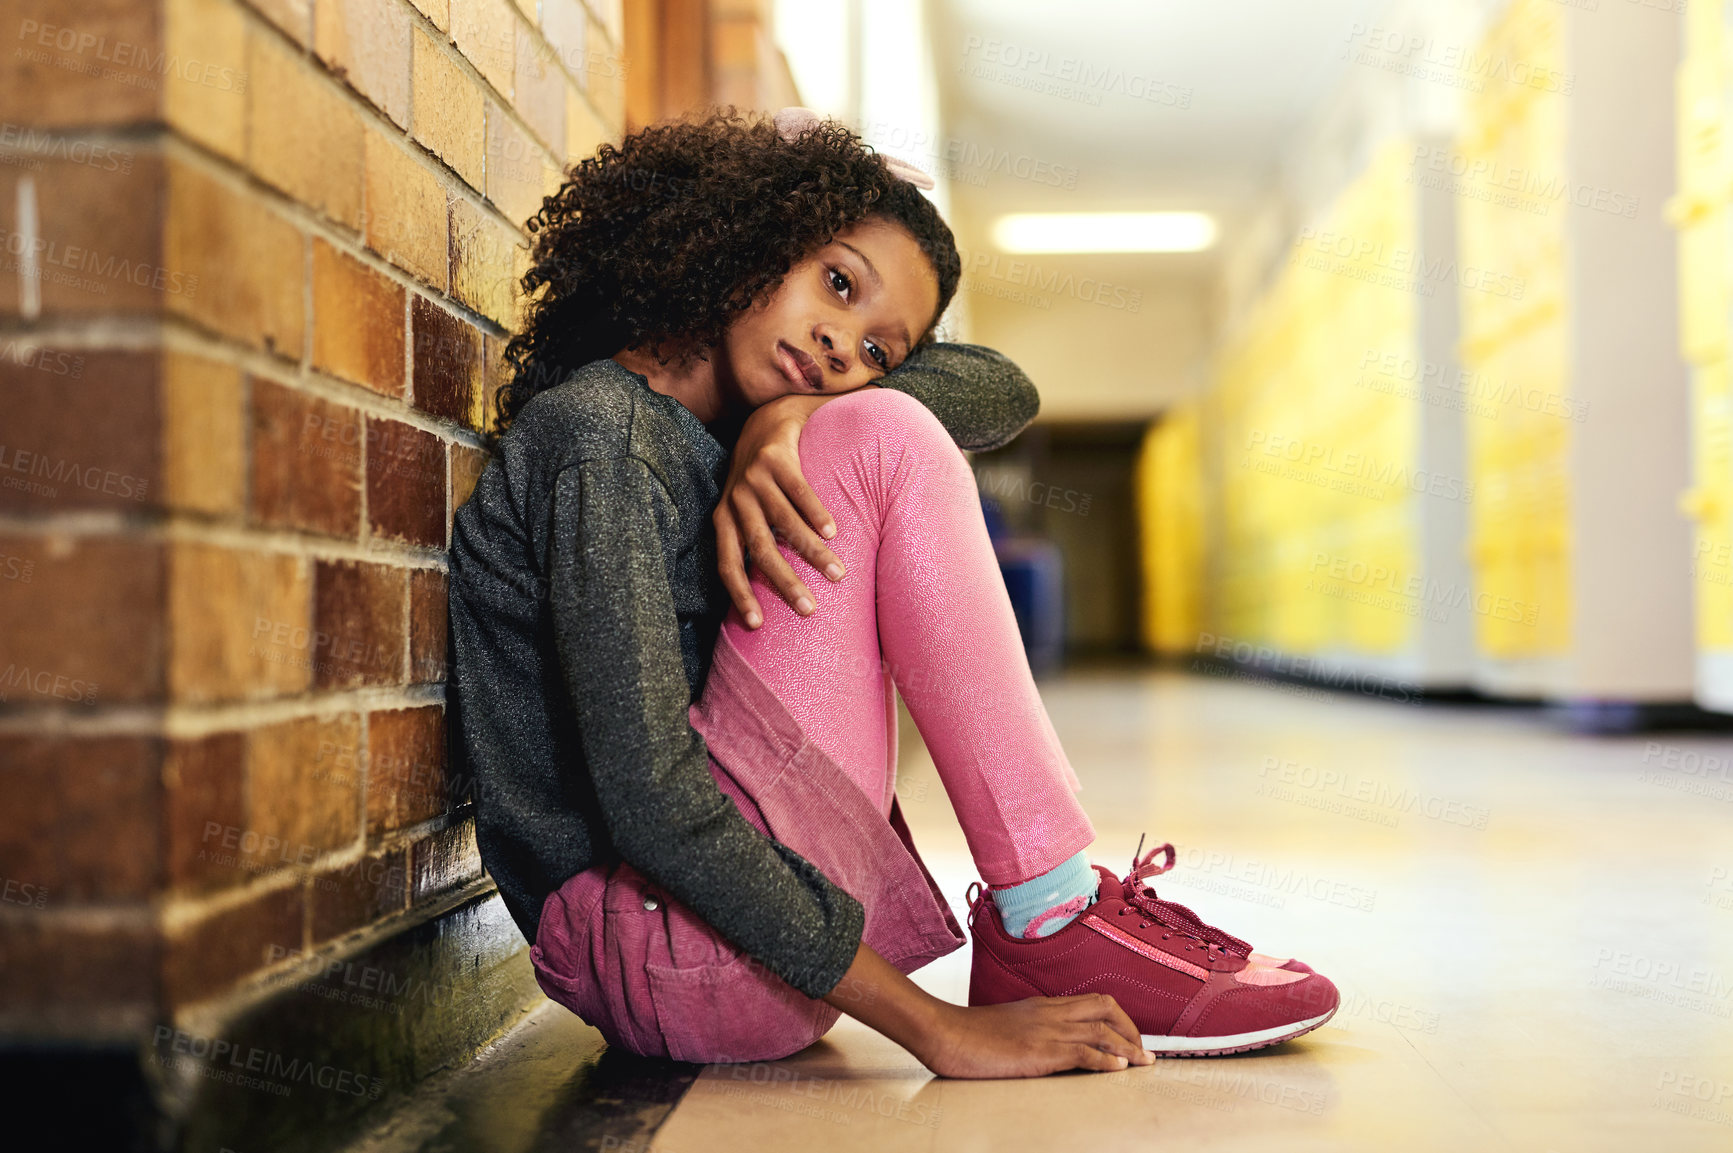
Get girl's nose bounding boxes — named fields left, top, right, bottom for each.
left=816, top=328, right=855, bottom=376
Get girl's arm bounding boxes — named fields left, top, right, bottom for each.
left=716, top=343, right=1039, bottom=627
left=549, top=455, right=866, bottom=1000
left=876, top=342, right=1040, bottom=452
left=825, top=940, right=1153, bottom=1079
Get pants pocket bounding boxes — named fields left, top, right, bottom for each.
left=530, top=866, right=611, bottom=1035
left=644, top=952, right=841, bottom=1064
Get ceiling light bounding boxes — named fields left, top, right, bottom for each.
left=991, top=212, right=1217, bottom=254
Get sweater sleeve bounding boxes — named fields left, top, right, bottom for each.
left=876, top=342, right=1041, bottom=452
left=547, top=455, right=865, bottom=998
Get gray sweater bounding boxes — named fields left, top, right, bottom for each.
left=447, top=347, right=1038, bottom=999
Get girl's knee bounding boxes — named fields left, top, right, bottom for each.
left=800, top=387, right=961, bottom=467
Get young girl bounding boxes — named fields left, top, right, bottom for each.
left=448, top=110, right=1337, bottom=1079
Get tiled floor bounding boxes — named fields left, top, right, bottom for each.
left=650, top=667, right=1733, bottom=1153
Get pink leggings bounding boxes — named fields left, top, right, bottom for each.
left=725, top=387, right=1093, bottom=885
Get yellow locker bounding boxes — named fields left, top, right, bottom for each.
left=1457, top=0, right=1572, bottom=662
left=1137, top=408, right=1206, bottom=656
left=1673, top=1, right=1733, bottom=666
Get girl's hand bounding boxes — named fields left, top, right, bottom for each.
left=916, top=997, right=1154, bottom=1080
left=715, top=392, right=855, bottom=627
left=823, top=940, right=1152, bottom=1080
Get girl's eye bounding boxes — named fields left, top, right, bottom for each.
left=864, top=339, right=890, bottom=370
left=828, top=268, right=853, bottom=300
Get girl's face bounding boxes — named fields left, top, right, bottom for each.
left=719, top=217, right=942, bottom=407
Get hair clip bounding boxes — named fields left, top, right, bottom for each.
left=773, top=106, right=937, bottom=191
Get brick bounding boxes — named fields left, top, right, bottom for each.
left=248, top=713, right=363, bottom=864
left=0, top=535, right=164, bottom=705
left=542, top=0, right=588, bottom=87
left=163, top=883, right=304, bottom=1007
left=566, top=86, right=607, bottom=162
left=168, top=543, right=310, bottom=703
left=0, top=342, right=88, bottom=385
left=448, top=197, right=518, bottom=327
left=55, top=737, right=161, bottom=902
left=0, top=155, right=167, bottom=318
left=485, top=103, right=552, bottom=228
left=246, top=0, right=312, bottom=46
left=451, top=0, right=516, bottom=96
left=247, top=28, right=364, bottom=229
left=407, top=0, right=450, bottom=34
left=450, top=443, right=489, bottom=517
left=0, top=0, right=160, bottom=127
left=408, top=569, right=449, bottom=683
left=250, top=378, right=362, bottom=538
left=164, top=0, right=248, bottom=162
left=0, top=735, right=160, bottom=902
left=364, top=131, right=449, bottom=289
left=312, top=240, right=406, bottom=397
left=367, top=417, right=446, bottom=547
left=514, top=23, right=567, bottom=152
left=166, top=159, right=304, bottom=359
left=312, top=559, right=407, bottom=688
left=0, top=916, right=157, bottom=1026
left=366, top=705, right=447, bottom=834
left=314, top=0, right=413, bottom=127
left=161, top=352, right=244, bottom=518
left=587, top=12, right=626, bottom=131
left=477, top=333, right=511, bottom=434
left=409, top=818, right=481, bottom=904
left=0, top=739, right=57, bottom=896
left=411, top=296, right=480, bottom=423
left=0, top=349, right=159, bottom=514
left=164, top=732, right=247, bottom=892
left=311, top=846, right=408, bottom=943
left=412, top=28, right=485, bottom=188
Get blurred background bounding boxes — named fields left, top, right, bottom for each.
left=1, top=0, right=1726, bottom=1149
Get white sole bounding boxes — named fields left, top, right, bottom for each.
left=1141, top=1008, right=1337, bottom=1056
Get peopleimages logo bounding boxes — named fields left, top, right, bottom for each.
left=959, top=247, right=1143, bottom=312
left=1244, top=429, right=1474, bottom=504
left=16, top=19, right=247, bottom=93
left=0, top=123, right=134, bottom=173
left=151, top=1027, right=384, bottom=1099
left=959, top=36, right=1193, bottom=108
left=1294, top=227, right=1526, bottom=300
left=0, top=228, right=199, bottom=299
left=1258, top=756, right=1490, bottom=830
left=1192, top=632, right=1423, bottom=705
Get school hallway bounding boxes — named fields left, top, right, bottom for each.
left=338, top=665, right=1733, bottom=1153
left=12, top=1, right=1733, bottom=1148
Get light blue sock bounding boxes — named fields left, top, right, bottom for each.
left=990, top=851, right=1098, bottom=939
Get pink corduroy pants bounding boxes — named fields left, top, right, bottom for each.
left=530, top=388, right=1096, bottom=1062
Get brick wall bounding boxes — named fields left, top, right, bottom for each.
left=0, top=0, right=625, bottom=1052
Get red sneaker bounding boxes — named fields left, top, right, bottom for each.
left=967, top=841, right=1338, bottom=1056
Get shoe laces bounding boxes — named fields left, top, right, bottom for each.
left=1115, top=834, right=1252, bottom=959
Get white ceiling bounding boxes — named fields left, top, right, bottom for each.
left=935, top=0, right=1398, bottom=220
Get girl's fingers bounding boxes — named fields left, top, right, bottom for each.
left=733, top=496, right=815, bottom=615
left=1050, top=995, right=1149, bottom=1061
left=753, top=545, right=814, bottom=615
left=1067, top=1044, right=1130, bottom=1073
left=758, top=479, right=845, bottom=582
left=1094, top=997, right=1149, bottom=1055
left=768, top=454, right=838, bottom=543
left=1082, top=1018, right=1149, bottom=1065
left=1053, top=1017, right=1142, bottom=1065
left=712, top=510, right=763, bottom=628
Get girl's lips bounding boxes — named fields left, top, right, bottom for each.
left=776, top=341, right=823, bottom=390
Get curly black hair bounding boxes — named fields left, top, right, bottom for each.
left=492, top=109, right=962, bottom=444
